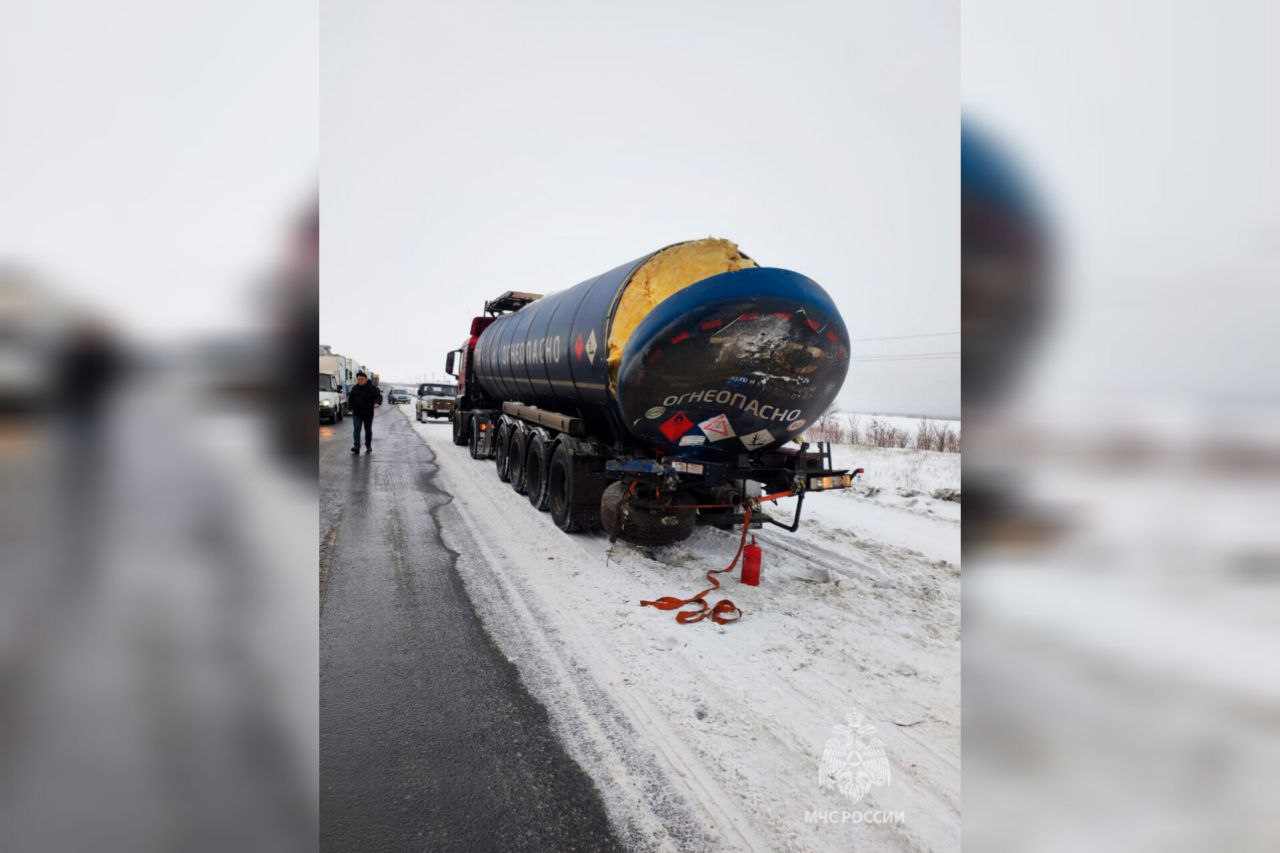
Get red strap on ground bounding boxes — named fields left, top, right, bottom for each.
left=641, top=506, right=753, bottom=625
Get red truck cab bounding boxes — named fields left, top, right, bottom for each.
left=445, top=315, right=496, bottom=444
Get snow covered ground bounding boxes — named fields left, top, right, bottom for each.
left=399, top=405, right=960, bottom=851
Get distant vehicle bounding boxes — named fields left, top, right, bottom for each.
left=319, top=350, right=358, bottom=415
left=416, top=382, right=456, bottom=422
left=387, top=388, right=410, bottom=404
left=319, top=371, right=343, bottom=423
left=0, top=268, right=74, bottom=415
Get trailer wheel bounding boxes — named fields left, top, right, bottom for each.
left=525, top=433, right=551, bottom=511
left=507, top=428, right=528, bottom=494
left=548, top=443, right=603, bottom=533
left=600, top=481, right=696, bottom=546
left=494, top=423, right=512, bottom=482
left=468, top=414, right=486, bottom=460
left=451, top=411, right=468, bottom=446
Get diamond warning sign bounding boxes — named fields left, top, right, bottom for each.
left=697, top=414, right=736, bottom=442
left=585, top=329, right=598, bottom=363
left=658, top=412, right=695, bottom=442
left=574, top=332, right=584, bottom=361
left=740, top=428, right=775, bottom=450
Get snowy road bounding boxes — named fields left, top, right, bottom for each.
left=1, top=381, right=317, bottom=851
left=318, top=411, right=620, bottom=851
left=399, top=405, right=961, bottom=852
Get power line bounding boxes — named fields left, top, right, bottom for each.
left=848, top=352, right=960, bottom=362
left=848, top=331, right=960, bottom=343
left=850, top=351, right=960, bottom=358
left=849, top=356, right=959, bottom=362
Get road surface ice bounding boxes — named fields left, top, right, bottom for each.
left=401, top=406, right=960, bottom=851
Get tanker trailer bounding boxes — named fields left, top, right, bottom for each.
left=444, top=237, right=859, bottom=545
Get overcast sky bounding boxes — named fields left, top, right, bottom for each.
left=322, top=0, right=959, bottom=417
left=1, top=1, right=317, bottom=340
left=964, top=0, right=1279, bottom=409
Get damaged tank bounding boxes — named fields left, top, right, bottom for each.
left=470, top=238, right=850, bottom=458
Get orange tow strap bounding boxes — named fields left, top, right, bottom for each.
left=640, top=505, right=752, bottom=624
left=639, top=489, right=794, bottom=626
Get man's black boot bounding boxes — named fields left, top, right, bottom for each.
left=351, top=445, right=359, bottom=454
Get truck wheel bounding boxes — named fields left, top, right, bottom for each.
left=524, top=433, right=551, bottom=511
left=507, top=429, right=528, bottom=494
left=600, top=481, right=696, bottom=546
left=494, top=423, right=512, bottom=481
left=548, top=443, right=603, bottom=533
left=416, top=409, right=423, bottom=423
left=451, top=411, right=468, bottom=446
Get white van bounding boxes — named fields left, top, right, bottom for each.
left=319, top=372, right=344, bottom=423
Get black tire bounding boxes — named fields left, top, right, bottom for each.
left=525, top=433, right=551, bottom=511
left=548, top=443, right=603, bottom=533
left=507, top=428, right=528, bottom=494
left=468, top=415, right=484, bottom=459
left=600, top=481, right=696, bottom=546
left=416, top=409, right=423, bottom=423
left=451, top=411, right=468, bottom=446
left=494, top=423, right=512, bottom=482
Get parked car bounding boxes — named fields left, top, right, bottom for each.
left=416, top=382, right=456, bottom=421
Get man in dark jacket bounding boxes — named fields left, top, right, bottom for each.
left=347, top=371, right=382, bottom=453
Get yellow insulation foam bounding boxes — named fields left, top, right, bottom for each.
left=607, top=237, right=757, bottom=388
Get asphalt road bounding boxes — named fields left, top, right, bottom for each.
left=319, top=408, right=620, bottom=852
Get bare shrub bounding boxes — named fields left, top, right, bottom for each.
left=846, top=414, right=861, bottom=445
left=863, top=417, right=906, bottom=448
left=866, top=417, right=887, bottom=447
left=942, top=424, right=961, bottom=453
left=915, top=418, right=934, bottom=451
left=807, top=412, right=843, bottom=443
left=804, top=412, right=960, bottom=453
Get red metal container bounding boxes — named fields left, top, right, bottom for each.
left=741, top=536, right=761, bottom=586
